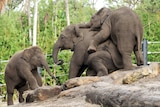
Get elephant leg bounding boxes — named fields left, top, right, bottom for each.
left=77, top=65, right=87, bottom=77
left=17, top=83, right=29, bottom=103
left=86, top=68, right=97, bottom=76
left=32, top=69, right=42, bottom=86
left=5, top=77, right=15, bottom=105
left=134, top=50, right=144, bottom=66
left=88, top=40, right=97, bottom=54
left=7, top=92, right=14, bottom=105
left=69, top=63, right=81, bottom=79
left=133, top=40, right=144, bottom=66
left=121, top=53, right=134, bottom=70
left=90, top=60, right=108, bottom=76
left=22, top=70, right=39, bottom=90
left=96, top=65, right=108, bottom=76
left=88, top=29, right=110, bottom=54
left=117, top=35, right=135, bottom=70
left=7, top=87, right=14, bottom=105
left=69, top=53, right=84, bottom=79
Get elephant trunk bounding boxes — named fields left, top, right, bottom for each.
left=52, top=41, right=64, bottom=65
left=42, top=57, right=56, bottom=80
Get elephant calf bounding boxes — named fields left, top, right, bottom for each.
left=5, top=46, right=56, bottom=105
left=87, top=39, right=123, bottom=76
left=87, top=7, right=144, bottom=70
left=52, top=24, right=123, bottom=78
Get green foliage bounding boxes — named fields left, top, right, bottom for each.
left=0, top=12, right=30, bottom=59
left=105, top=0, right=160, bottom=63
left=0, top=1, right=160, bottom=100
left=0, top=12, right=30, bottom=84
left=0, top=12, right=30, bottom=101
left=68, top=0, right=95, bottom=24
left=135, top=0, right=160, bottom=63
left=0, top=0, right=95, bottom=89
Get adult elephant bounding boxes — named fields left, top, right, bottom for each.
left=52, top=25, right=123, bottom=78
left=5, top=46, right=56, bottom=105
left=88, top=7, right=144, bottom=70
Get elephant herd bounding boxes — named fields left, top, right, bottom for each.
left=4, top=6, right=144, bottom=105
left=53, top=6, right=144, bottom=78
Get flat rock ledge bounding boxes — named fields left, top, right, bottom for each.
left=10, top=62, right=160, bottom=107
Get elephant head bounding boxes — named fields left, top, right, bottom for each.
left=22, top=46, right=56, bottom=80
left=90, top=7, right=111, bottom=30
left=52, top=25, right=83, bottom=65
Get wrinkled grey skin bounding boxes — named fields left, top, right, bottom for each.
left=79, top=7, right=111, bottom=31
left=86, top=39, right=123, bottom=76
left=5, top=46, right=56, bottom=105
left=87, top=7, right=144, bottom=70
left=52, top=25, right=123, bottom=79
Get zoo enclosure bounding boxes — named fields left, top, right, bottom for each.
left=0, top=40, right=160, bottom=99
left=142, top=39, right=160, bottom=65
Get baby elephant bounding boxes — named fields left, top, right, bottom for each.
left=86, top=39, right=123, bottom=76
left=4, top=46, right=56, bottom=105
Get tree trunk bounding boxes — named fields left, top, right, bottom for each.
left=33, top=0, right=38, bottom=46
left=65, top=0, right=70, bottom=26
left=28, top=0, right=32, bottom=44
left=25, top=0, right=32, bottom=44
left=0, top=0, right=8, bottom=15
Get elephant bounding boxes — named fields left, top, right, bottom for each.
left=52, top=24, right=123, bottom=79
left=79, top=7, right=111, bottom=31
left=4, top=46, right=56, bottom=105
left=86, top=39, right=123, bottom=76
left=86, top=7, right=144, bottom=70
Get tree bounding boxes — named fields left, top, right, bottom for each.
left=33, top=0, right=38, bottom=46
left=0, top=0, right=9, bottom=14
left=23, top=0, right=32, bottom=44
left=65, top=0, right=70, bottom=25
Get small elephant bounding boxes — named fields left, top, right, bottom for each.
left=79, top=7, right=111, bottom=31
left=5, top=46, right=56, bottom=105
left=87, top=7, right=144, bottom=70
left=86, top=39, right=123, bottom=76
left=52, top=25, right=123, bottom=78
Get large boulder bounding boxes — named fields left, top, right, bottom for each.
left=10, top=62, right=160, bottom=107
left=23, top=86, right=62, bottom=103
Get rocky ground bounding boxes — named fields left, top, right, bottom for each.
left=5, top=62, right=160, bottom=107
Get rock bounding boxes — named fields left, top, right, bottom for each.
left=10, top=62, right=160, bottom=107
left=62, top=76, right=101, bottom=90
left=86, top=74, right=160, bottom=107
left=23, top=86, right=62, bottom=103
left=123, top=62, right=160, bottom=84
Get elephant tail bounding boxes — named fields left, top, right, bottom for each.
left=135, top=28, right=144, bottom=65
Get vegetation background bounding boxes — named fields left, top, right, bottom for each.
left=0, top=0, right=160, bottom=101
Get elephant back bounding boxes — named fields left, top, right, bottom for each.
left=98, top=39, right=123, bottom=69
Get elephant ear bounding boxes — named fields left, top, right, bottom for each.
left=72, top=25, right=84, bottom=45
left=74, top=25, right=83, bottom=37
left=21, top=47, right=34, bottom=62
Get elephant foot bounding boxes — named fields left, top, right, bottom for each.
left=88, top=43, right=97, bottom=54
left=88, top=40, right=97, bottom=54
left=137, top=60, right=144, bottom=66
left=88, top=46, right=96, bottom=54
